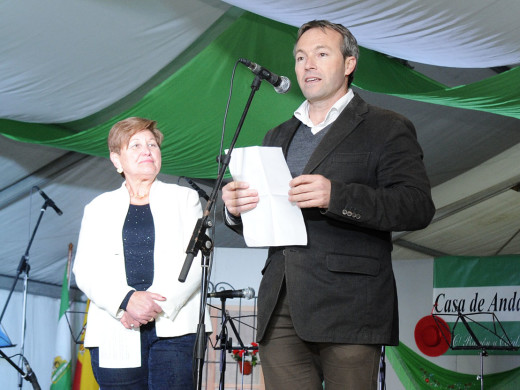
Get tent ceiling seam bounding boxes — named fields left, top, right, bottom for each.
left=0, top=152, right=92, bottom=210
left=393, top=239, right=447, bottom=258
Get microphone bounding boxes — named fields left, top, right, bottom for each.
left=208, top=287, right=255, bottom=300
left=23, top=358, right=41, bottom=390
left=35, top=186, right=63, bottom=215
left=182, top=177, right=209, bottom=201
left=239, top=58, right=291, bottom=94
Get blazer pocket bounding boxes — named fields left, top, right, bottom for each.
left=326, top=254, right=380, bottom=276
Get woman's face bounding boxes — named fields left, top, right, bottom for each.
left=111, top=129, right=162, bottom=181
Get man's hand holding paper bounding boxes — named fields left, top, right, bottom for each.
left=221, top=180, right=259, bottom=217
left=288, top=174, right=331, bottom=209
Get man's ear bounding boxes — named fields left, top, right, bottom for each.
left=344, top=56, right=357, bottom=77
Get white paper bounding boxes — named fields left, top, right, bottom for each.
left=98, top=320, right=141, bottom=368
left=228, top=146, right=307, bottom=247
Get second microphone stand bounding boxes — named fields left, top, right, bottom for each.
left=0, top=195, right=53, bottom=390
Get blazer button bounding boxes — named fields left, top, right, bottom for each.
left=342, top=209, right=348, bottom=215
left=282, top=249, right=286, bottom=256
left=347, top=211, right=353, bottom=217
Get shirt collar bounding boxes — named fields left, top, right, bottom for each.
left=294, top=89, right=355, bottom=135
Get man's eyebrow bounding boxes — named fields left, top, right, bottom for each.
left=296, top=44, right=331, bottom=53
left=314, top=44, right=331, bottom=51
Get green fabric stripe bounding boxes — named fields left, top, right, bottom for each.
left=355, top=47, right=446, bottom=93
left=387, top=342, right=520, bottom=389
left=388, top=66, right=520, bottom=119
left=0, top=120, right=77, bottom=141
left=434, top=255, right=520, bottom=287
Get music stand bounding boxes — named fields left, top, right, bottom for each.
left=0, top=323, right=14, bottom=348
left=209, top=288, right=258, bottom=390
left=432, top=310, right=519, bottom=390
left=64, top=309, right=88, bottom=345
left=0, top=323, right=41, bottom=389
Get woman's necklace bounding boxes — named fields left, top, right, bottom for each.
left=126, top=183, right=150, bottom=199
left=130, top=192, right=148, bottom=199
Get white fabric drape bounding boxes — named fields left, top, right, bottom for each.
left=223, top=0, right=520, bottom=68
left=1, top=0, right=519, bottom=124
left=0, top=0, right=229, bottom=123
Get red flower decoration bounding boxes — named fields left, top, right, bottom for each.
left=231, top=344, right=259, bottom=367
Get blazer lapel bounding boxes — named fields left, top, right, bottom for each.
left=303, top=94, right=367, bottom=174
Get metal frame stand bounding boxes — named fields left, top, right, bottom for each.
left=214, top=296, right=257, bottom=390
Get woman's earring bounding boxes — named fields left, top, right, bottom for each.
left=116, top=167, right=123, bottom=174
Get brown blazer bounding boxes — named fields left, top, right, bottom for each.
left=232, top=93, right=436, bottom=345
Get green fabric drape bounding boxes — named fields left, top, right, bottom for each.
left=1, top=11, right=519, bottom=178
left=387, top=342, right=520, bottom=389
left=354, top=47, right=520, bottom=119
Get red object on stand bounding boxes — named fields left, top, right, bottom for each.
left=238, top=360, right=252, bottom=375
left=414, top=315, right=451, bottom=357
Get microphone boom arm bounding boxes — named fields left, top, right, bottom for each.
left=178, top=74, right=263, bottom=283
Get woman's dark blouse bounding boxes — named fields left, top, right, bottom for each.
left=120, top=204, right=155, bottom=309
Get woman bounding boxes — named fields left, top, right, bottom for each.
left=73, top=117, right=209, bottom=389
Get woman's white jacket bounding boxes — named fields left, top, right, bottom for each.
left=73, top=180, right=210, bottom=368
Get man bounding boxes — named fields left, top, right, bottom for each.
left=222, top=20, right=435, bottom=389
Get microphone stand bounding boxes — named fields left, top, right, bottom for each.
left=0, top=198, right=51, bottom=389
left=378, top=346, right=386, bottom=390
left=178, top=75, right=263, bottom=390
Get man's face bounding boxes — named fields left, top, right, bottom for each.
left=294, top=27, right=355, bottom=106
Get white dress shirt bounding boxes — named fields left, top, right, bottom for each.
left=294, top=89, right=354, bottom=134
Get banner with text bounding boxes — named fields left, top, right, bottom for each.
left=433, top=255, right=520, bottom=355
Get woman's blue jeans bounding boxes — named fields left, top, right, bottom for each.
left=90, top=322, right=196, bottom=389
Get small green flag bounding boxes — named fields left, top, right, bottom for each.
left=51, top=256, right=72, bottom=389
